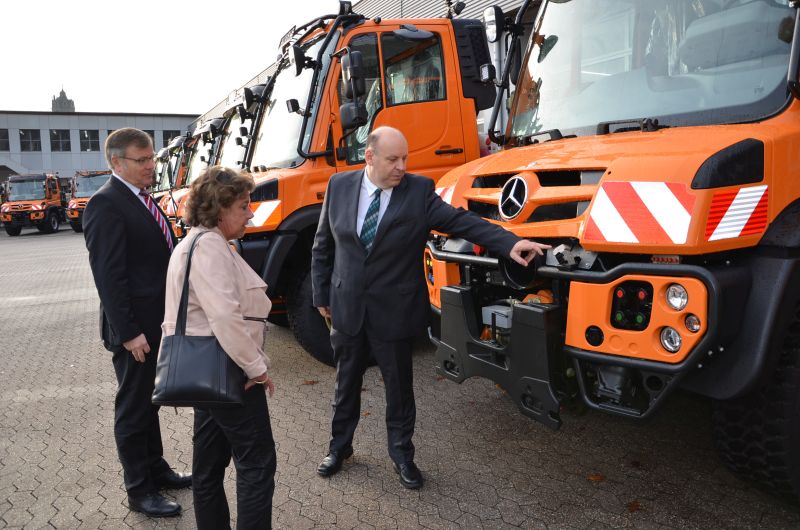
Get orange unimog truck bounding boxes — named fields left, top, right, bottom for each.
left=426, top=0, right=800, bottom=501
left=66, top=170, right=111, bottom=232
left=153, top=134, right=189, bottom=201
left=1, top=173, right=66, bottom=236
left=227, top=1, right=495, bottom=365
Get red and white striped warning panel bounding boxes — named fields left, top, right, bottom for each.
left=435, top=185, right=455, bottom=205
left=584, top=182, right=696, bottom=245
left=248, top=200, right=281, bottom=228
left=705, top=185, right=768, bottom=241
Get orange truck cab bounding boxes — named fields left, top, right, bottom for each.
left=426, top=0, right=800, bottom=501
left=1, top=173, right=67, bottom=236
left=66, top=170, right=111, bottom=232
left=221, top=2, right=495, bottom=365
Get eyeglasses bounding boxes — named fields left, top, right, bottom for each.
left=119, top=155, right=156, bottom=165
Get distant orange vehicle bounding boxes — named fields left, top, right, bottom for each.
left=1, top=173, right=66, bottom=236
left=426, top=0, right=800, bottom=501
left=66, top=170, right=111, bottom=232
left=197, top=4, right=497, bottom=365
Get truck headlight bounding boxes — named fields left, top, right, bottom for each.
left=660, top=327, right=682, bottom=353
left=666, top=284, right=688, bottom=311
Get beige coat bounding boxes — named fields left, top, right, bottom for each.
left=161, top=226, right=271, bottom=379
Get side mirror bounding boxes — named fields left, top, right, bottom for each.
left=239, top=126, right=248, bottom=136
left=236, top=105, right=249, bottom=122
left=339, top=102, right=368, bottom=131
left=483, top=6, right=504, bottom=43
left=290, top=44, right=308, bottom=76
left=235, top=137, right=243, bottom=146
left=342, top=50, right=365, bottom=100
left=480, top=63, right=496, bottom=84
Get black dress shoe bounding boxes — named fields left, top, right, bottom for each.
left=154, top=470, right=192, bottom=489
left=128, top=493, right=181, bottom=517
left=393, top=461, right=423, bottom=489
left=317, top=447, right=353, bottom=477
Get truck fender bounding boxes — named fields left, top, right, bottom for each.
left=260, top=204, right=323, bottom=296
left=681, top=252, right=800, bottom=399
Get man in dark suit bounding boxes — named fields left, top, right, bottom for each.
left=84, top=128, right=190, bottom=517
left=311, top=126, right=549, bottom=489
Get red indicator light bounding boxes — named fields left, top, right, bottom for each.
left=616, top=289, right=625, bottom=299
left=638, top=289, right=647, bottom=301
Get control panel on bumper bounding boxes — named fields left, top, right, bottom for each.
left=427, top=238, right=739, bottom=424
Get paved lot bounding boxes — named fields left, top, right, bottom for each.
left=1, top=228, right=799, bottom=529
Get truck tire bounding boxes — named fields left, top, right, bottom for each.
left=287, top=269, right=335, bottom=367
left=712, top=300, right=800, bottom=502
left=38, top=211, right=59, bottom=233
left=4, top=225, right=21, bottom=236
left=70, top=221, right=83, bottom=233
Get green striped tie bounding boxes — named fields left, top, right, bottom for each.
left=359, top=189, right=381, bottom=251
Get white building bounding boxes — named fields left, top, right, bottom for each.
left=0, top=110, right=197, bottom=181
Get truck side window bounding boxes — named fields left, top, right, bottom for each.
left=382, top=33, right=445, bottom=106
left=338, top=33, right=382, bottom=164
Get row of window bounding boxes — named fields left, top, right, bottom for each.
left=0, top=129, right=181, bottom=153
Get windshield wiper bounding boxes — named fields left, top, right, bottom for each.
left=597, top=118, right=668, bottom=135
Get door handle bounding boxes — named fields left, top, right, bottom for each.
left=435, top=147, right=464, bottom=155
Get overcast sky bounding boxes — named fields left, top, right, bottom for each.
left=1, top=0, right=340, bottom=116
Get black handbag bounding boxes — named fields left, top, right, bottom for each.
left=152, top=231, right=246, bottom=408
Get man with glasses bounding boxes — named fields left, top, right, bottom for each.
left=84, top=128, right=188, bottom=518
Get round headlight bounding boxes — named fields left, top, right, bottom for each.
left=660, top=327, right=682, bottom=353
left=685, top=314, right=701, bottom=333
left=666, top=284, right=688, bottom=311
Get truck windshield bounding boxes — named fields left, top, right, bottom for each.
left=7, top=179, right=45, bottom=201
left=250, top=33, right=337, bottom=169
left=508, top=0, right=794, bottom=140
left=74, top=174, right=109, bottom=198
left=216, top=113, right=251, bottom=170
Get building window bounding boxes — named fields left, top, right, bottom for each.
left=162, top=130, right=181, bottom=147
left=20, top=129, right=42, bottom=152
left=50, top=129, right=72, bottom=152
left=143, top=130, right=155, bottom=144
left=107, top=129, right=115, bottom=136
left=79, top=130, right=100, bottom=151
left=0, top=129, right=9, bottom=151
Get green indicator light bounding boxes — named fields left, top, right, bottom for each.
left=615, top=311, right=624, bottom=322
left=635, top=313, right=644, bottom=324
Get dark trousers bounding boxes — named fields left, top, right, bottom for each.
left=111, top=342, right=170, bottom=497
left=193, top=386, right=276, bottom=530
left=329, top=326, right=416, bottom=465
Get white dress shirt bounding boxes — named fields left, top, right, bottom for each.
left=112, top=173, right=148, bottom=208
left=356, top=168, right=393, bottom=235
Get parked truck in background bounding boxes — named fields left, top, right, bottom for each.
left=211, top=1, right=496, bottom=365
left=1, top=173, right=67, bottom=236
left=426, top=0, right=800, bottom=501
left=66, top=170, right=111, bottom=232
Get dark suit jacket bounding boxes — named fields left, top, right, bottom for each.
left=83, top=176, right=176, bottom=350
left=311, top=170, right=519, bottom=340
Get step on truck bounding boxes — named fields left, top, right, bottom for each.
left=426, top=0, right=800, bottom=501
left=1, top=173, right=67, bottom=236
left=66, top=170, right=111, bottom=232
left=222, top=1, right=496, bottom=365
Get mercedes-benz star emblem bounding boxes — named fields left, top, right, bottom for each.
left=499, top=176, right=528, bottom=220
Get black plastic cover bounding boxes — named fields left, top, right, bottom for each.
left=691, top=138, right=764, bottom=189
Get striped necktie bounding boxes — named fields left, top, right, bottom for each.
left=139, top=189, right=174, bottom=252
left=359, top=189, right=381, bottom=252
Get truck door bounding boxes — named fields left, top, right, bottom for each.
left=334, top=25, right=466, bottom=178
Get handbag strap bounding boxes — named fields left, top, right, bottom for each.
left=174, top=230, right=210, bottom=336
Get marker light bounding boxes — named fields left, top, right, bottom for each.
left=666, top=284, right=688, bottom=311
left=660, top=327, right=682, bottom=353
left=685, top=314, right=701, bottom=333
